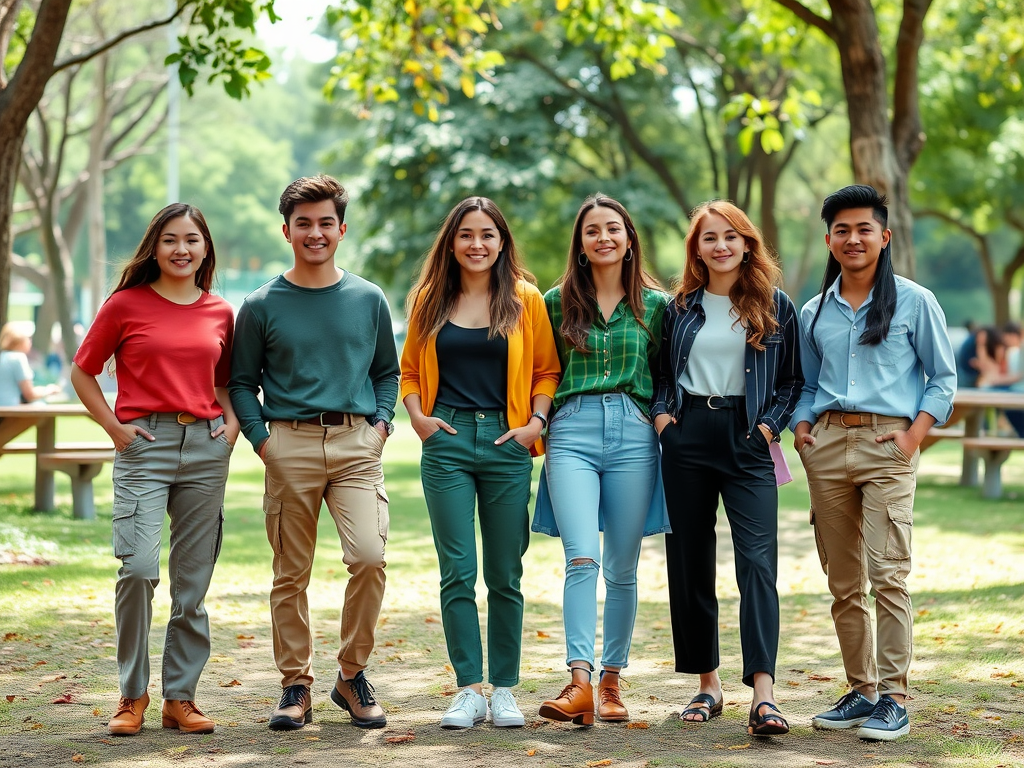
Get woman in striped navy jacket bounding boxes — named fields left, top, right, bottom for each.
left=651, top=200, right=802, bottom=737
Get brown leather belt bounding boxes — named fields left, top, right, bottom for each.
left=176, top=412, right=198, bottom=425
left=298, top=412, right=359, bottom=427
left=823, top=411, right=875, bottom=428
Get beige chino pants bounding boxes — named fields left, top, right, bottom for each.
left=262, top=418, right=389, bottom=688
left=799, top=412, right=917, bottom=697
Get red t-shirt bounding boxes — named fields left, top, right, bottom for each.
left=74, top=285, right=234, bottom=421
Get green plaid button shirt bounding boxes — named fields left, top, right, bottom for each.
left=544, top=286, right=669, bottom=416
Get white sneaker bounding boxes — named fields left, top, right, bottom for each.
left=440, top=688, right=488, bottom=729
left=490, top=687, right=525, bottom=727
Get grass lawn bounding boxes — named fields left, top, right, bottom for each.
left=0, top=414, right=1022, bottom=768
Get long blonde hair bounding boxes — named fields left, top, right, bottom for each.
left=406, top=197, right=532, bottom=340
left=676, top=201, right=781, bottom=350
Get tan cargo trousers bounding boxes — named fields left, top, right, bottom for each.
left=262, top=418, right=389, bottom=688
left=799, top=412, right=917, bottom=697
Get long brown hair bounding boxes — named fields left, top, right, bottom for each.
left=406, top=197, right=531, bottom=340
left=112, top=203, right=216, bottom=294
left=555, top=194, right=662, bottom=352
left=676, top=200, right=780, bottom=350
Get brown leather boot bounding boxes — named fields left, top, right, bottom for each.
left=162, top=699, right=215, bottom=733
left=108, top=691, right=150, bottom=736
left=331, top=671, right=387, bottom=728
left=598, top=672, right=628, bottom=722
left=538, top=680, right=595, bottom=725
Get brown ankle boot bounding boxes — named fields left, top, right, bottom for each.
left=539, top=680, right=595, bottom=725
left=162, top=699, right=215, bottom=733
left=598, top=672, right=628, bottom=722
left=108, top=692, right=150, bottom=736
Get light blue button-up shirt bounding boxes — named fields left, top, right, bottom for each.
left=791, top=275, right=956, bottom=428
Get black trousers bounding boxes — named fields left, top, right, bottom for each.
left=660, top=397, right=779, bottom=687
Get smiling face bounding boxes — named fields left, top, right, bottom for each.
left=695, top=211, right=748, bottom=290
left=825, top=206, right=891, bottom=278
left=154, top=216, right=207, bottom=283
left=580, top=206, right=631, bottom=270
left=452, top=209, right=503, bottom=278
left=283, top=199, right=345, bottom=268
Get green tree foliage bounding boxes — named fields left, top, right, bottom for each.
left=913, top=0, right=1024, bottom=323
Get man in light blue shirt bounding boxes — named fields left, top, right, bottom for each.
left=791, top=185, right=956, bottom=743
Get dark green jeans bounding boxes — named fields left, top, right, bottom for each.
left=420, top=406, right=533, bottom=687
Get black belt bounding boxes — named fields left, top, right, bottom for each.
left=298, top=412, right=359, bottom=427
left=686, top=394, right=745, bottom=411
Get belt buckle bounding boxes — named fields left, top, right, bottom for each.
left=707, top=395, right=720, bottom=411
left=318, top=412, right=329, bottom=427
left=839, top=412, right=855, bottom=428
left=177, top=412, right=197, bottom=425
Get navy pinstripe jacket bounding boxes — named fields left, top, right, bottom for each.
left=651, top=286, right=803, bottom=440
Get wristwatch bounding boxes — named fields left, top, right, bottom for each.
left=370, top=417, right=395, bottom=436
left=531, top=411, right=548, bottom=434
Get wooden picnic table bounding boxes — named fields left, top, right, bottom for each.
left=923, top=388, right=1024, bottom=496
left=0, top=403, right=113, bottom=520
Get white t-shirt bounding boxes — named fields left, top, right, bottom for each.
left=679, top=291, right=746, bottom=397
left=0, top=350, right=33, bottom=406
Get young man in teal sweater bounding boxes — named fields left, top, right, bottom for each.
left=230, top=175, right=400, bottom=731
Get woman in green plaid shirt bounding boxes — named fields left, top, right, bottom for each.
left=534, top=194, right=669, bottom=725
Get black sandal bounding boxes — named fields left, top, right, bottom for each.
left=748, top=701, right=789, bottom=736
left=680, top=692, right=723, bottom=722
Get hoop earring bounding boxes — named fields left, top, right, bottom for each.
left=578, top=252, right=588, bottom=266
left=624, top=247, right=633, bottom=262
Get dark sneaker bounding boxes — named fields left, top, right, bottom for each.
left=857, top=695, right=910, bottom=741
left=811, top=690, right=877, bottom=730
left=331, top=671, right=387, bottom=729
left=269, top=684, right=312, bottom=731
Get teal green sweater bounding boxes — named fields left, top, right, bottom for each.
left=229, top=273, right=400, bottom=451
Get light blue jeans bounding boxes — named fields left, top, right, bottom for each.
left=543, top=393, right=659, bottom=669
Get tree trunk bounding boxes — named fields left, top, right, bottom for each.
left=38, top=206, right=78, bottom=362
left=829, top=0, right=920, bottom=278
left=0, top=124, right=24, bottom=324
left=86, top=55, right=109, bottom=322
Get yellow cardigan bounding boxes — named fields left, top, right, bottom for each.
left=400, top=281, right=561, bottom=456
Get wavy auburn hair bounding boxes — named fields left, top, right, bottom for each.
left=675, top=200, right=781, bottom=350
left=406, top=197, right=531, bottom=340
left=555, top=194, right=662, bottom=352
left=112, top=203, right=216, bottom=295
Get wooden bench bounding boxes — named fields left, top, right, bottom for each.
left=920, top=425, right=965, bottom=452
left=960, top=437, right=1024, bottom=499
left=0, top=444, right=114, bottom=521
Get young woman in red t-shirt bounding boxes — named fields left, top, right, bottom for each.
left=71, top=203, right=238, bottom=736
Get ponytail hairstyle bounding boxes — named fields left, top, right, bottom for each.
left=406, top=197, right=531, bottom=340
left=555, top=194, right=662, bottom=351
left=809, top=184, right=896, bottom=346
left=675, top=200, right=781, bottom=350
left=112, top=203, right=216, bottom=295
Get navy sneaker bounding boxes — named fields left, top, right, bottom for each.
left=857, top=695, right=910, bottom=741
left=811, top=690, right=877, bottom=730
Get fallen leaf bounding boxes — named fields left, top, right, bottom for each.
left=815, top=762, right=837, bottom=766
left=424, top=616, right=439, bottom=623
left=30, top=722, right=43, bottom=730
left=34, top=660, right=46, bottom=666
left=526, top=749, right=536, bottom=756
left=5, top=695, right=14, bottom=703
left=806, top=674, right=834, bottom=681
left=586, top=761, right=612, bottom=767
left=219, top=679, right=242, bottom=687
left=990, top=672, right=1012, bottom=679
left=727, top=743, right=750, bottom=750
left=40, top=674, right=67, bottom=684
left=3, top=633, right=19, bottom=640
left=536, top=631, right=550, bottom=639
left=71, top=755, right=84, bottom=763
left=208, top=748, right=225, bottom=754
left=236, top=634, right=254, bottom=640
left=305, top=736, right=320, bottom=740
left=52, top=693, right=74, bottom=704
left=99, top=739, right=114, bottom=745
left=385, top=731, right=415, bottom=744
left=786, top=681, right=800, bottom=686
left=626, top=722, right=649, bottom=729
left=92, top=708, right=102, bottom=716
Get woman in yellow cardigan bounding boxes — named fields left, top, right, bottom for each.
left=401, top=197, right=560, bottom=730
